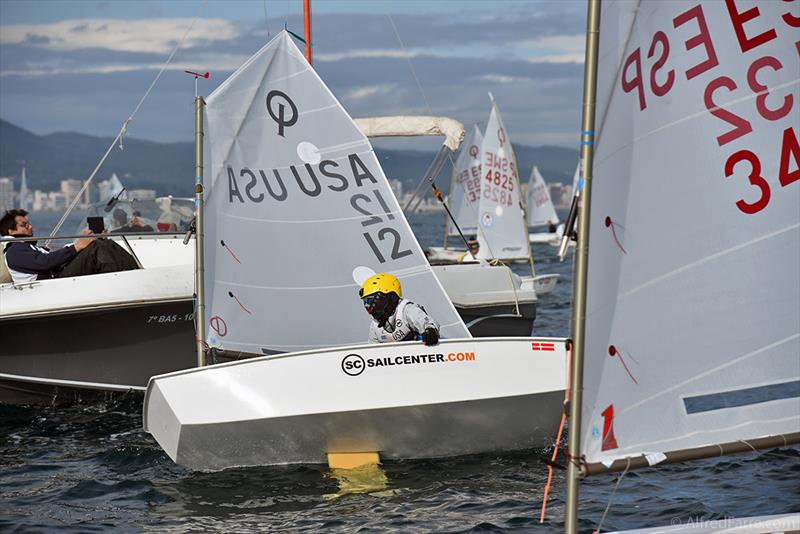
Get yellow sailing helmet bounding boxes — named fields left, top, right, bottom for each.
left=359, top=273, right=402, bottom=299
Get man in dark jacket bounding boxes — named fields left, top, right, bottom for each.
left=1, top=209, right=138, bottom=284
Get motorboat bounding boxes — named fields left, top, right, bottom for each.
left=0, top=232, right=198, bottom=404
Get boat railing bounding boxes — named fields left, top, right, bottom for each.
left=2, top=232, right=188, bottom=242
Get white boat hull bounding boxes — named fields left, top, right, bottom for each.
left=528, top=274, right=560, bottom=295
left=426, top=246, right=478, bottom=264
left=528, top=231, right=561, bottom=245
left=432, top=263, right=537, bottom=336
left=0, top=237, right=198, bottom=404
left=426, top=246, right=530, bottom=265
left=144, top=337, right=567, bottom=471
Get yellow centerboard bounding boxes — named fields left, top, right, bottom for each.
left=327, top=451, right=381, bottom=469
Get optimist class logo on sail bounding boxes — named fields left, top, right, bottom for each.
left=341, top=351, right=477, bottom=376
left=224, top=90, right=415, bottom=265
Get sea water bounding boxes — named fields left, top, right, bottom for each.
left=1, top=211, right=798, bottom=532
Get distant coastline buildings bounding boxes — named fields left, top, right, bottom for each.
left=0, top=171, right=157, bottom=213
left=1, top=171, right=571, bottom=214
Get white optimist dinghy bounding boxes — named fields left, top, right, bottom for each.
left=526, top=165, right=564, bottom=248
left=427, top=105, right=560, bottom=295
left=144, top=31, right=566, bottom=470
left=145, top=337, right=566, bottom=470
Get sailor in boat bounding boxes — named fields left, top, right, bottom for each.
left=0, top=209, right=138, bottom=284
left=456, top=240, right=480, bottom=263
left=360, top=273, right=440, bottom=346
left=110, top=208, right=154, bottom=234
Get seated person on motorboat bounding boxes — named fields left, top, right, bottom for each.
left=1, top=209, right=139, bottom=284
left=359, top=273, right=440, bottom=346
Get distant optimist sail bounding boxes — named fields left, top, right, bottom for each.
left=580, top=0, right=800, bottom=467
left=476, top=101, right=529, bottom=261
left=202, top=31, right=470, bottom=354
left=526, top=166, right=558, bottom=228
left=448, top=124, right=483, bottom=237
left=18, top=166, right=29, bottom=211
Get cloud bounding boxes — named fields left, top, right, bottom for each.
left=345, top=83, right=398, bottom=100
left=0, top=6, right=588, bottom=148
left=316, top=49, right=416, bottom=62
left=479, top=74, right=520, bottom=84
left=0, top=52, right=252, bottom=77
left=0, top=18, right=239, bottom=54
left=513, top=35, right=586, bottom=64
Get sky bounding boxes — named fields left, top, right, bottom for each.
left=0, top=0, right=588, bottom=150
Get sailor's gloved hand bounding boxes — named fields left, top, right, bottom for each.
left=421, top=327, right=439, bottom=346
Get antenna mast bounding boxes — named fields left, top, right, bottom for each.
left=304, top=0, right=312, bottom=64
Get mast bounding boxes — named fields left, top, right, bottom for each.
left=304, top=0, right=312, bottom=65
left=443, top=165, right=454, bottom=248
left=194, top=95, right=207, bottom=367
left=564, top=0, right=601, bottom=532
left=514, top=147, right=536, bottom=278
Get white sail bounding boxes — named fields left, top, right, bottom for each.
left=202, top=31, right=470, bottom=354
left=18, top=166, right=28, bottom=211
left=98, top=173, right=125, bottom=202
left=476, top=101, right=529, bottom=261
left=448, top=124, right=482, bottom=236
left=526, top=166, right=558, bottom=227
left=581, top=0, right=800, bottom=465
left=570, top=161, right=581, bottom=199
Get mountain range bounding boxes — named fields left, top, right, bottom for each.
left=0, top=119, right=578, bottom=196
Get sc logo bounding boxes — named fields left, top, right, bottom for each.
left=341, top=354, right=365, bottom=376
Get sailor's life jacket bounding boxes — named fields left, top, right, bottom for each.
left=368, top=299, right=439, bottom=344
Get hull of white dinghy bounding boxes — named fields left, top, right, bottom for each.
left=528, top=231, right=560, bottom=246
left=144, top=337, right=567, bottom=471
left=425, top=246, right=478, bottom=264
left=426, top=247, right=530, bottom=265
left=525, top=274, right=560, bottom=296
left=432, top=263, right=538, bottom=336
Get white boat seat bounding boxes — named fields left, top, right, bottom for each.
left=0, top=241, right=12, bottom=284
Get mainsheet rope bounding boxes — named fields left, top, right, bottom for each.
left=46, top=0, right=209, bottom=246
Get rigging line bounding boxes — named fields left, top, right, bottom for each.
left=46, top=0, right=209, bottom=244
left=594, top=458, right=631, bottom=534
left=263, top=0, right=271, bottom=41
left=385, top=16, right=465, bottom=221
left=386, top=15, right=504, bottom=261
